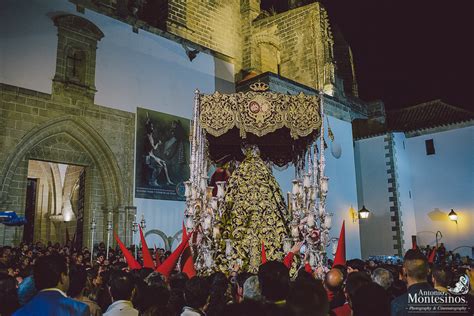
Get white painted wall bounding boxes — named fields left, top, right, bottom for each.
left=392, top=132, right=417, bottom=253
left=354, top=135, right=395, bottom=258
left=407, top=126, right=474, bottom=257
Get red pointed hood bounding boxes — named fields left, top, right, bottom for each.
left=114, top=231, right=142, bottom=270
left=332, top=221, right=346, bottom=267
left=261, top=241, right=267, bottom=264
left=412, top=237, right=417, bottom=250
left=156, top=230, right=193, bottom=277
left=180, top=223, right=196, bottom=278
left=428, top=247, right=437, bottom=263
left=139, top=226, right=155, bottom=269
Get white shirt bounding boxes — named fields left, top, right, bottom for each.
left=181, top=306, right=204, bottom=316
left=104, top=300, right=138, bottom=316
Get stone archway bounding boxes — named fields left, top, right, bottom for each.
left=0, top=116, right=125, bottom=246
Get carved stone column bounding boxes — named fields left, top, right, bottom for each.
left=125, top=206, right=137, bottom=246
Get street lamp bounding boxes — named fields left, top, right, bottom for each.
left=448, top=209, right=458, bottom=222
left=359, top=205, right=370, bottom=219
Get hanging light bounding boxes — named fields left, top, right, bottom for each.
left=358, top=205, right=370, bottom=219
left=448, top=209, right=458, bottom=222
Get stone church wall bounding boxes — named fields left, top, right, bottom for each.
left=0, top=0, right=232, bottom=248
left=0, top=83, right=135, bottom=246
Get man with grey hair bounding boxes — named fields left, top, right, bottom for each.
left=372, top=268, right=393, bottom=290
left=243, top=275, right=262, bottom=301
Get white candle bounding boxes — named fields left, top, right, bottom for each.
left=225, top=239, right=232, bottom=256
left=292, top=180, right=300, bottom=195
left=200, top=176, right=208, bottom=193
left=212, top=226, right=220, bottom=239
left=324, top=215, right=332, bottom=229
left=210, top=197, right=218, bottom=210
left=184, top=181, right=192, bottom=198
left=203, top=216, right=211, bottom=230
left=310, top=186, right=317, bottom=201
left=216, top=181, right=226, bottom=199
left=185, top=216, right=194, bottom=230
left=291, top=225, right=299, bottom=238
left=303, top=173, right=311, bottom=188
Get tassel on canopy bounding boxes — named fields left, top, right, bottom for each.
left=114, top=231, right=142, bottom=270
left=428, top=247, right=437, bottom=263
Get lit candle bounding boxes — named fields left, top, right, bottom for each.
left=283, top=238, right=292, bottom=253
left=184, top=181, right=192, bottom=198
left=200, top=176, right=208, bottom=193
left=211, top=197, right=218, bottom=210
left=310, top=186, right=317, bottom=201
left=291, top=225, right=299, bottom=238
left=292, top=180, right=299, bottom=196
left=321, top=176, right=329, bottom=194
left=225, top=239, right=232, bottom=256
left=203, top=216, right=211, bottom=230
left=318, top=204, right=325, bottom=217
left=212, top=226, right=220, bottom=239
left=206, top=186, right=214, bottom=200
left=324, top=215, right=332, bottom=229
left=205, top=252, right=213, bottom=268
left=216, top=181, right=226, bottom=199
left=185, top=216, right=194, bottom=230
left=298, top=182, right=304, bottom=196
left=303, top=173, right=311, bottom=188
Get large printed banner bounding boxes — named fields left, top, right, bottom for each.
left=135, top=107, right=190, bottom=201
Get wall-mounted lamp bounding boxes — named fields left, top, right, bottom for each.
left=359, top=205, right=370, bottom=219
left=350, top=205, right=370, bottom=222
left=448, top=209, right=458, bottom=223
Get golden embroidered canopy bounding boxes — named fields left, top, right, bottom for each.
left=199, top=83, right=322, bottom=167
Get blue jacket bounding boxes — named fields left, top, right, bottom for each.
left=13, top=289, right=90, bottom=316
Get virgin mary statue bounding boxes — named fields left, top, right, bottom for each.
left=214, top=145, right=290, bottom=273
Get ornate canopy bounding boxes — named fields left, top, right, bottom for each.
left=199, top=83, right=322, bottom=166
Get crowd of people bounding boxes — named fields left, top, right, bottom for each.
left=0, top=240, right=473, bottom=316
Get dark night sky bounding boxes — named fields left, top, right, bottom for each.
left=262, top=0, right=473, bottom=111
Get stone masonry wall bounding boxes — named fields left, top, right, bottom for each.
left=164, top=0, right=243, bottom=70
left=0, top=83, right=135, bottom=246
left=251, top=3, right=335, bottom=92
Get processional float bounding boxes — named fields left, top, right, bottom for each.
left=184, top=82, right=334, bottom=277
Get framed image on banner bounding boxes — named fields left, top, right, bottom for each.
left=135, top=107, right=190, bottom=201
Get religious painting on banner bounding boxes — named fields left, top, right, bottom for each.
left=135, top=107, right=190, bottom=201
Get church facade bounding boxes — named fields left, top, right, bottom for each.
left=1, top=0, right=472, bottom=259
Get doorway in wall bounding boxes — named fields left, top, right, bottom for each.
left=26, top=160, right=85, bottom=247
